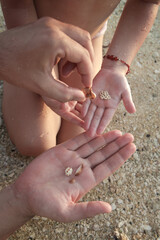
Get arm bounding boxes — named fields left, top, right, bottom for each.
left=103, top=0, right=159, bottom=71
left=0, top=130, right=136, bottom=239
left=0, top=185, right=32, bottom=240
left=82, top=0, right=159, bottom=136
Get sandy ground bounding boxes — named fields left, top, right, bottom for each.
left=0, top=1, right=160, bottom=240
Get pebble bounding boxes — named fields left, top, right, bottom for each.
left=118, top=221, right=125, bottom=228
left=106, top=222, right=110, bottom=227
left=111, top=203, right=117, bottom=210
left=152, top=52, right=159, bottom=58
left=136, top=61, right=142, bottom=68
left=154, top=69, right=160, bottom=74
left=83, top=226, right=88, bottom=233
left=142, top=225, right=152, bottom=231
left=93, top=224, right=100, bottom=231
left=117, top=199, right=123, bottom=204
left=133, top=152, right=139, bottom=161
left=153, top=138, right=159, bottom=147
left=30, top=233, right=36, bottom=238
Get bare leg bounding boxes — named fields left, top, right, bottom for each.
left=57, top=35, right=104, bottom=143
left=2, top=66, right=61, bottom=156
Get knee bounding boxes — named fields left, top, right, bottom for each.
left=14, top=135, right=57, bottom=157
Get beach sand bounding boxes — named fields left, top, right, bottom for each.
left=0, top=2, right=160, bottom=239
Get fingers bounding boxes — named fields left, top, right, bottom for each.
left=83, top=103, right=97, bottom=130
left=61, top=111, right=84, bottom=126
left=43, top=76, right=85, bottom=102
left=58, top=33, right=93, bottom=88
left=63, top=131, right=97, bottom=151
left=81, top=99, right=91, bottom=118
left=83, top=103, right=116, bottom=137
left=89, top=133, right=134, bottom=168
left=76, top=130, right=122, bottom=158
left=65, top=201, right=111, bottom=222
left=85, top=107, right=105, bottom=137
left=96, top=108, right=116, bottom=135
left=93, top=141, right=136, bottom=184
left=122, top=89, right=136, bottom=113
left=60, top=22, right=94, bottom=62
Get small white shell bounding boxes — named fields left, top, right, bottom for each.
left=65, top=167, right=73, bottom=176
left=75, top=164, right=83, bottom=176
left=99, top=90, right=111, bottom=100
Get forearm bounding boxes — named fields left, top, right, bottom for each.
left=0, top=184, right=32, bottom=240
left=0, top=0, right=37, bottom=29
left=103, top=0, right=159, bottom=71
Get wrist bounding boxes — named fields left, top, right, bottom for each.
left=8, top=183, right=33, bottom=220
left=0, top=184, right=33, bottom=239
left=102, top=55, right=130, bottom=75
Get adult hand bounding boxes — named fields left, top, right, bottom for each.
left=82, top=68, right=136, bottom=136
left=0, top=17, right=94, bottom=102
left=13, top=130, right=136, bottom=222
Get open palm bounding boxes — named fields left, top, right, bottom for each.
left=15, top=130, right=136, bottom=222
left=82, top=68, right=136, bottom=136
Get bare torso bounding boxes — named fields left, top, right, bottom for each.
left=34, top=0, right=121, bottom=36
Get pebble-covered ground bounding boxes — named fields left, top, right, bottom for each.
left=0, top=1, right=160, bottom=240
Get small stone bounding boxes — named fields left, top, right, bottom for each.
left=109, top=197, right=114, bottom=203
left=30, top=233, right=35, bottom=238
left=106, top=222, right=110, bottom=227
left=55, top=228, right=63, bottom=234
left=117, top=199, right=123, bottom=204
left=154, top=69, right=160, bottom=74
left=136, top=61, right=142, bottom=68
left=146, top=134, right=150, bottom=138
left=8, top=172, right=15, bottom=178
left=118, top=221, right=125, bottom=228
left=83, top=226, right=88, bottom=233
left=152, top=52, right=159, bottom=58
left=120, top=233, right=129, bottom=240
left=93, top=224, right=100, bottom=231
left=142, top=225, right=152, bottom=231
left=133, top=152, right=139, bottom=161
left=111, top=203, right=117, bottom=210
left=114, top=229, right=120, bottom=238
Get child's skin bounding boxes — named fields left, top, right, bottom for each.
left=1, top=0, right=159, bottom=156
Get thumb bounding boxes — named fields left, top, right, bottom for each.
left=122, top=88, right=136, bottom=113
left=67, top=201, right=112, bottom=222
left=42, top=76, right=86, bottom=102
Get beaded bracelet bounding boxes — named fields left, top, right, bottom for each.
left=104, top=54, right=130, bottom=75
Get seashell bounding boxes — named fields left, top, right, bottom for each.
left=69, top=178, right=75, bottom=184
left=75, top=164, right=84, bottom=176
left=83, top=87, right=96, bottom=99
left=65, top=167, right=73, bottom=176
left=99, top=90, right=111, bottom=100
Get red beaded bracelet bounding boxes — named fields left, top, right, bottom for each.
left=104, top=54, right=130, bottom=75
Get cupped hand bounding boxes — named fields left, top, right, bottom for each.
left=82, top=68, right=136, bottom=136
left=0, top=17, right=94, bottom=102
left=43, top=96, right=84, bottom=126
left=14, top=130, right=136, bottom=222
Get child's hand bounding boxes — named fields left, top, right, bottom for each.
left=14, top=130, right=136, bottom=222
left=82, top=68, right=136, bottom=137
left=43, top=96, right=84, bottom=126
